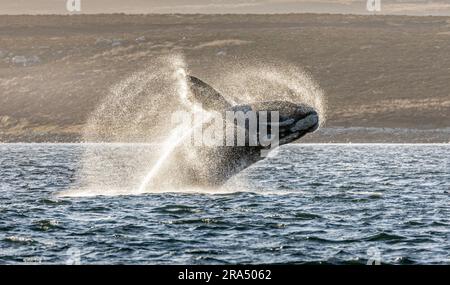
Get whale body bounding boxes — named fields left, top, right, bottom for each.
left=154, top=76, right=320, bottom=187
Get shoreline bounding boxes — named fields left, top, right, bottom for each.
left=1, top=127, right=449, bottom=144
left=1, top=14, right=449, bottom=143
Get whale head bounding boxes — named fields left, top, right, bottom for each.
left=230, top=100, right=319, bottom=146
left=255, top=100, right=319, bottom=145
left=187, top=75, right=319, bottom=146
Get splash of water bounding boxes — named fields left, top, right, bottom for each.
left=135, top=126, right=187, bottom=194
left=62, top=54, right=326, bottom=197
left=211, top=61, right=326, bottom=125
left=136, top=113, right=211, bottom=194
left=134, top=55, right=215, bottom=193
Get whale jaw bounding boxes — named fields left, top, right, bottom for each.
left=231, top=101, right=319, bottom=147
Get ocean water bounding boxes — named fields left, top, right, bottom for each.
left=0, top=144, right=449, bottom=264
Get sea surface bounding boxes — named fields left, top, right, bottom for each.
left=0, top=144, right=449, bottom=264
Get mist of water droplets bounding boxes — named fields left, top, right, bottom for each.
left=61, top=54, right=326, bottom=196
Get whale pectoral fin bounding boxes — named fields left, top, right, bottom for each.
left=187, top=75, right=232, bottom=112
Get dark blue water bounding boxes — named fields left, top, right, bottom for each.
left=0, top=144, right=449, bottom=264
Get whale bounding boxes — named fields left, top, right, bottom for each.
left=153, top=76, right=320, bottom=187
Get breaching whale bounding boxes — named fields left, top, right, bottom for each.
left=154, top=76, right=320, bottom=188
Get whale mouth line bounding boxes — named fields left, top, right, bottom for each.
left=276, top=112, right=319, bottom=145
left=280, top=112, right=319, bottom=132
left=279, top=111, right=318, bottom=126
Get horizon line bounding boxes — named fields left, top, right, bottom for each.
left=0, top=12, right=448, bottom=17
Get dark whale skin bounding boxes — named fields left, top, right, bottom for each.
left=152, top=76, right=320, bottom=188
